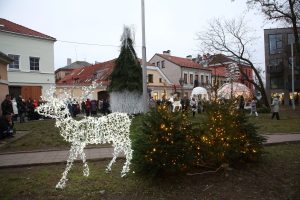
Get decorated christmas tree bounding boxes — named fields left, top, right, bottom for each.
left=132, top=103, right=197, bottom=176
left=109, top=26, right=143, bottom=113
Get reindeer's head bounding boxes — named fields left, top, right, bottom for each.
left=37, top=86, right=70, bottom=119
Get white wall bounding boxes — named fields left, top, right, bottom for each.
left=0, top=31, right=55, bottom=93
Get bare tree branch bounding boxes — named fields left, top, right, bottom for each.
left=197, top=17, right=270, bottom=107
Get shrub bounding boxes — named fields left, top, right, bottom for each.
left=199, top=99, right=266, bottom=166
left=131, top=103, right=196, bottom=176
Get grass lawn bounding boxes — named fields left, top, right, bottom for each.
left=0, top=143, right=299, bottom=200
left=0, top=107, right=299, bottom=153
left=247, top=109, right=300, bottom=134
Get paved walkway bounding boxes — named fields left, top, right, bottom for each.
left=0, top=133, right=299, bottom=168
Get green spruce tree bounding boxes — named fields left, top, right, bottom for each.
left=109, top=26, right=142, bottom=93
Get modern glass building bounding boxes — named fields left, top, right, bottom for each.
left=264, top=27, right=300, bottom=105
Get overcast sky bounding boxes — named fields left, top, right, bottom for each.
left=0, top=0, right=277, bottom=70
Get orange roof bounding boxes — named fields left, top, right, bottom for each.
left=208, top=66, right=227, bottom=77
left=157, top=54, right=208, bottom=70
left=0, top=18, right=56, bottom=41
left=56, top=58, right=155, bottom=86
left=57, top=59, right=116, bottom=85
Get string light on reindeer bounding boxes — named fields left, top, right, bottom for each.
left=37, top=82, right=133, bottom=189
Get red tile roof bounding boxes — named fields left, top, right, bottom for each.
left=157, top=54, right=208, bottom=70
left=57, top=59, right=116, bottom=85
left=0, top=18, right=56, bottom=41
left=208, top=66, right=227, bottom=77
left=56, top=58, right=154, bottom=86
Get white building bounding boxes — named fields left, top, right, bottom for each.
left=149, top=50, right=212, bottom=97
left=0, top=18, right=56, bottom=100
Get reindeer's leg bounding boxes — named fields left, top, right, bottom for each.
left=78, top=144, right=89, bottom=177
left=106, top=146, right=121, bottom=173
left=56, top=144, right=79, bottom=189
left=121, top=142, right=133, bottom=177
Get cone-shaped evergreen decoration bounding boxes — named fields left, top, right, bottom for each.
left=109, top=26, right=142, bottom=93
left=109, top=26, right=144, bottom=114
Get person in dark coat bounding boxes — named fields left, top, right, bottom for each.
left=0, top=113, right=14, bottom=139
left=102, top=99, right=111, bottom=115
left=1, top=94, right=13, bottom=116
left=27, top=98, right=34, bottom=120
left=85, top=99, right=91, bottom=117
left=239, top=95, right=245, bottom=110
left=17, top=97, right=26, bottom=123
left=81, top=101, right=86, bottom=114
left=91, top=100, right=98, bottom=116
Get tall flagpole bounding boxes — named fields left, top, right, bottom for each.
left=141, top=0, right=148, bottom=112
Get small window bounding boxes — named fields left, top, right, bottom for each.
left=184, top=73, right=188, bottom=84
left=190, top=74, right=193, bottom=84
left=148, top=74, right=153, bottom=83
left=159, top=78, right=162, bottom=83
left=206, top=75, right=209, bottom=84
left=269, top=34, right=282, bottom=54
left=30, top=57, right=40, bottom=71
left=161, top=60, right=165, bottom=68
left=8, top=54, right=20, bottom=69
left=156, top=62, right=160, bottom=67
left=201, top=75, right=204, bottom=84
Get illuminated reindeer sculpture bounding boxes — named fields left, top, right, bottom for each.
left=37, top=83, right=133, bottom=189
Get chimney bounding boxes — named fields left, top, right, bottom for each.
left=163, top=50, right=171, bottom=55
left=186, top=55, right=192, bottom=60
left=67, top=58, right=72, bottom=66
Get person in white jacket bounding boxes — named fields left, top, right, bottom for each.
left=249, top=98, right=258, bottom=117
left=11, top=98, right=18, bottom=121
left=271, top=96, right=280, bottom=120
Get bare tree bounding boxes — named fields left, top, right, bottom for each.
left=246, top=0, right=300, bottom=52
left=197, top=17, right=270, bottom=107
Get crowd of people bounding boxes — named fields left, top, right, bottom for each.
left=0, top=94, right=48, bottom=139
left=68, top=98, right=111, bottom=118
left=0, top=92, right=286, bottom=140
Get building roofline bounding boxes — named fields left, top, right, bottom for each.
left=0, top=29, right=56, bottom=41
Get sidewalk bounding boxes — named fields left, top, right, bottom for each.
left=0, top=133, right=299, bottom=168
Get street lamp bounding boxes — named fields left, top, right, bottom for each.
left=291, top=41, right=295, bottom=110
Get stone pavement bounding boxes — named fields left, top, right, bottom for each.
left=0, top=133, right=299, bottom=168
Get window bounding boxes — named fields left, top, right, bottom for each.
left=184, top=73, right=188, bottom=84
left=156, top=61, right=160, bottom=67
left=159, top=78, right=162, bottom=83
left=8, top=54, right=20, bottom=69
left=269, top=58, right=283, bottom=72
left=206, top=75, right=209, bottom=84
left=195, top=75, right=199, bottom=81
left=161, top=60, right=165, bottom=68
left=201, top=75, right=204, bottom=84
left=190, top=74, right=193, bottom=84
left=30, top=57, right=40, bottom=71
left=269, top=34, right=282, bottom=54
left=148, top=74, right=153, bottom=83
left=288, top=33, right=300, bottom=45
